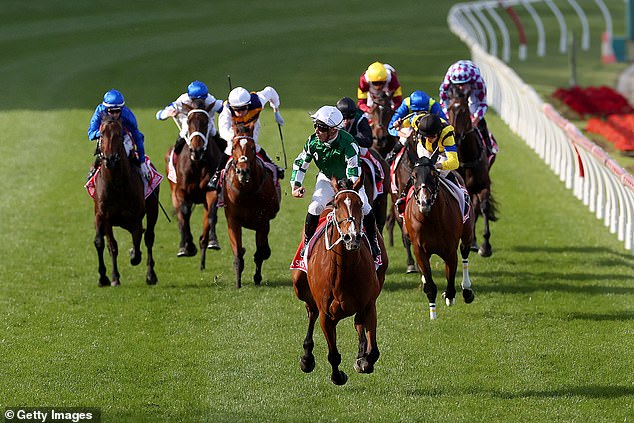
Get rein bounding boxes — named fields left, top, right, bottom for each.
left=325, top=189, right=361, bottom=251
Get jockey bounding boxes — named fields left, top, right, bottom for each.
left=88, top=89, right=148, bottom=180
left=155, top=80, right=225, bottom=155
left=210, top=86, right=285, bottom=190
left=336, top=96, right=385, bottom=200
left=394, top=113, right=465, bottom=211
left=357, top=61, right=403, bottom=114
left=439, top=59, right=496, bottom=156
left=290, top=105, right=381, bottom=259
left=385, top=90, right=447, bottom=163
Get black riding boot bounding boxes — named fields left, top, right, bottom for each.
left=207, top=153, right=230, bottom=192
left=259, top=146, right=284, bottom=179
left=363, top=212, right=381, bottom=259
left=174, top=137, right=186, bottom=155
left=394, top=176, right=413, bottom=213
left=477, top=118, right=493, bottom=156
left=86, top=155, right=101, bottom=181
left=385, top=141, right=403, bottom=163
left=300, top=213, right=320, bottom=258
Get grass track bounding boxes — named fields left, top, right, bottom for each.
left=0, top=1, right=632, bottom=422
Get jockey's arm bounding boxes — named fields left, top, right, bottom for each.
left=388, top=102, right=409, bottom=136
left=290, top=145, right=312, bottom=191
left=438, top=146, right=459, bottom=171
left=354, top=118, right=373, bottom=148
left=257, top=86, right=281, bottom=111
left=344, top=143, right=361, bottom=182
left=217, top=108, right=234, bottom=144
left=87, top=107, right=103, bottom=140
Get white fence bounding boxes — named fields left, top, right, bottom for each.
left=448, top=2, right=634, bottom=253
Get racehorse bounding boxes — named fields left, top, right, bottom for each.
left=361, top=149, right=390, bottom=233
left=447, top=88, right=498, bottom=257
left=385, top=131, right=418, bottom=273
left=92, top=116, right=159, bottom=287
left=292, top=176, right=388, bottom=385
left=165, top=103, right=223, bottom=270
left=368, top=91, right=398, bottom=158
left=403, top=152, right=475, bottom=319
left=222, top=122, right=280, bottom=288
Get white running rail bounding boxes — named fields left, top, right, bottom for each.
left=448, top=2, right=634, bottom=253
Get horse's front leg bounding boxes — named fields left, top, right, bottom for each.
left=206, top=192, right=221, bottom=250
left=145, top=194, right=159, bottom=285
left=354, top=303, right=380, bottom=374
left=417, top=254, right=437, bottom=319
left=460, top=217, right=475, bottom=304
left=226, top=218, right=245, bottom=288
left=105, top=226, right=120, bottom=287
left=94, top=218, right=110, bottom=287
left=401, top=227, right=417, bottom=274
left=293, top=270, right=318, bottom=373
left=441, top=250, right=458, bottom=307
left=253, top=223, right=272, bottom=286
left=177, top=198, right=197, bottom=257
left=320, top=314, right=347, bottom=386
left=129, top=220, right=143, bottom=267
left=479, top=191, right=493, bottom=258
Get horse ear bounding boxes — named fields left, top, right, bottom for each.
left=331, top=176, right=339, bottom=192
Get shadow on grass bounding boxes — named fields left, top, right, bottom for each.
left=405, top=384, right=634, bottom=400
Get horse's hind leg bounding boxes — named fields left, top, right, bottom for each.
left=478, top=192, right=493, bottom=258
left=320, top=315, right=347, bottom=385
left=145, top=194, right=159, bottom=285
left=207, top=197, right=221, bottom=250
left=253, top=225, right=272, bottom=286
left=460, top=219, right=475, bottom=304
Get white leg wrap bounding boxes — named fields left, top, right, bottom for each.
left=429, top=303, right=437, bottom=320
left=461, top=259, right=471, bottom=290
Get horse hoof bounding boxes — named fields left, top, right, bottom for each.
left=254, top=273, right=262, bottom=286
left=470, top=243, right=479, bottom=252
left=463, top=288, right=475, bottom=304
left=406, top=265, right=418, bottom=274
left=300, top=355, right=315, bottom=373
left=442, top=292, right=456, bottom=306
left=479, top=245, right=492, bottom=258
left=146, top=272, right=158, bottom=285
left=354, top=357, right=374, bottom=374
left=331, top=371, right=348, bottom=386
left=177, top=246, right=197, bottom=257
left=129, top=248, right=142, bottom=266
left=207, top=240, right=221, bottom=250
left=111, top=280, right=120, bottom=287
left=98, top=277, right=110, bottom=287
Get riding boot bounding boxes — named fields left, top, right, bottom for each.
left=174, top=136, right=186, bottom=155
left=394, top=176, right=413, bottom=213
left=86, top=156, right=100, bottom=181
left=385, top=141, right=403, bottom=163
left=477, top=118, right=493, bottom=156
left=259, top=146, right=284, bottom=179
left=363, top=212, right=381, bottom=259
left=207, top=153, right=230, bottom=192
left=300, top=213, right=320, bottom=258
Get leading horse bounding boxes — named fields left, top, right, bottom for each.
left=165, top=103, right=223, bottom=270
left=447, top=88, right=498, bottom=257
left=403, top=152, right=475, bottom=319
left=222, top=123, right=280, bottom=288
left=92, top=116, right=159, bottom=287
left=292, top=176, right=388, bottom=385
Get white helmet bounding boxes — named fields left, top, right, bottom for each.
left=310, top=106, right=344, bottom=129
left=228, top=87, right=251, bottom=107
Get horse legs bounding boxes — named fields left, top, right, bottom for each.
left=253, top=224, right=272, bottom=286
left=353, top=302, right=380, bottom=374
left=206, top=193, right=221, bottom=250
left=386, top=206, right=395, bottom=247
left=293, top=270, right=318, bottom=373
left=320, top=314, right=347, bottom=386
left=460, top=214, right=475, bottom=304
left=145, top=193, right=159, bottom=285
left=128, top=221, right=143, bottom=267
left=226, top=219, right=245, bottom=288
left=441, top=251, right=458, bottom=307
left=418, top=255, right=437, bottom=320
left=94, top=219, right=110, bottom=287
left=401, top=230, right=417, bottom=274
left=478, top=191, right=493, bottom=258
left=105, top=226, right=120, bottom=287
left=177, top=200, right=197, bottom=257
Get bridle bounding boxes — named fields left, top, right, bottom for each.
left=98, top=120, right=125, bottom=169
left=412, top=161, right=440, bottom=213
left=186, top=109, right=210, bottom=152
left=325, top=189, right=363, bottom=251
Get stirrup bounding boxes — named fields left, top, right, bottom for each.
left=277, top=167, right=285, bottom=180
left=299, top=241, right=309, bottom=258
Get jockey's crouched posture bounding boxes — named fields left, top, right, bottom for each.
left=87, top=89, right=148, bottom=180
left=290, top=105, right=381, bottom=259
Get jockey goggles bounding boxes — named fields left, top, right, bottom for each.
left=314, top=122, right=331, bottom=132
left=107, top=107, right=122, bottom=114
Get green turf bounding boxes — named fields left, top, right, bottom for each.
left=0, top=1, right=632, bottom=422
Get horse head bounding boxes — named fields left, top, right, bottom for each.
left=447, top=87, right=473, bottom=139
left=231, top=126, right=256, bottom=184
left=182, top=103, right=212, bottom=162
left=412, top=151, right=440, bottom=214
left=330, top=175, right=364, bottom=251
left=369, top=91, right=394, bottom=149
left=98, top=116, right=125, bottom=169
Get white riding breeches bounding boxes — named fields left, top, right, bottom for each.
left=308, top=172, right=372, bottom=216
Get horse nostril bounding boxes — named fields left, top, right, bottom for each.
left=343, top=234, right=352, bottom=243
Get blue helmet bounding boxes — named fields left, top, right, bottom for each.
left=409, top=90, right=430, bottom=112
left=102, top=89, right=125, bottom=108
left=187, top=80, right=208, bottom=99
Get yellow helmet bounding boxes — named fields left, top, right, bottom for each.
left=366, top=61, right=388, bottom=82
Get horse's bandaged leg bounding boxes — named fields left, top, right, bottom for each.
left=461, top=259, right=471, bottom=290
left=429, top=303, right=437, bottom=320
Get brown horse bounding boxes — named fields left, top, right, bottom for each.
left=292, top=176, right=388, bottom=385
left=368, top=91, right=398, bottom=158
left=385, top=131, right=418, bottom=273
left=361, top=149, right=391, bottom=233
left=165, top=103, right=223, bottom=270
left=92, top=116, right=159, bottom=286
left=447, top=89, right=498, bottom=257
left=222, top=123, right=280, bottom=288
left=403, top=152, right=475, bottom=319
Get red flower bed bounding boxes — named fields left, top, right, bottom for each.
left=552, top=85, right=634, bottom=152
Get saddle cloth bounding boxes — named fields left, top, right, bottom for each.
left=85, top=156, right=162, bottom=200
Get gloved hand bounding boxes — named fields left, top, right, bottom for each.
left=274, top=111, right=285, bottom=126
left=140, top=162, right=150, bottom=181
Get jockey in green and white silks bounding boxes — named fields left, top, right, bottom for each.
left=290, top=105, right=381, bottom=259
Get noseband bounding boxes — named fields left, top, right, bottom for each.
left=186, top=109, right=210, bottom=151
left=325, top=189, right=362, bottom=250
left=413, top=164, right=439, bottom=211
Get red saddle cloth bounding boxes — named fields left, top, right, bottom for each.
left=289, top=213, right=383, bottom=273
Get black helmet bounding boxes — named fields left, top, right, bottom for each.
left=415, top=113, right=442, bottom=137
left=336, top=97, right=357, bottom=119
